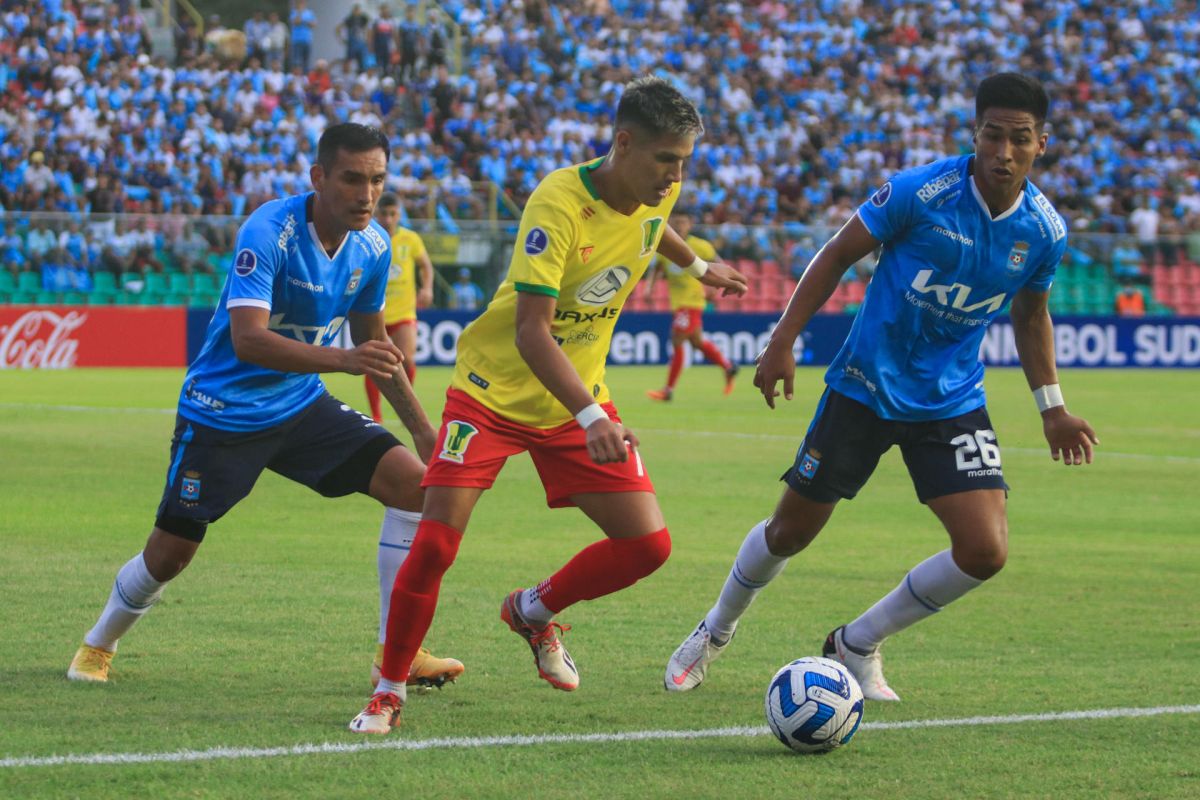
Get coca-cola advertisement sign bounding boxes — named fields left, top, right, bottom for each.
left=0, top=306, right=187, bottom=368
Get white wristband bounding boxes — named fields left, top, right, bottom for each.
left=684, top=256, right=708, bottom=278
left=575, top=403, right=607, bottom=430
left=1033, top=384, right=1065, bottom=413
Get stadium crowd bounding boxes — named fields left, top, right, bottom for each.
left=0, top=0, right=1198, bottom=307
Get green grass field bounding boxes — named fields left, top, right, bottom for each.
left=1, top=365, right=1197, bottom=799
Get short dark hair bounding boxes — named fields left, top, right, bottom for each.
left=317, top=123, right=390, bottom=169
left=377, top=192, right=400, bottom=209
left=975, top=73, right=1050, bottom=127
left=615, top=76, right=704, bottom=139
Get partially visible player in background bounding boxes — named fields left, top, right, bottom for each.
left=665, top=73, right=1098, bottom=701
left=67, top=124, right=463, bottom=691
left=644, top=210, right=737, bottom=401
left=350, top=76, right=748, bottom=735
left=365, top=193, right=434, bottom=422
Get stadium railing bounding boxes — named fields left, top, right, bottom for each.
left=1, top=212, right=1197, bottom=316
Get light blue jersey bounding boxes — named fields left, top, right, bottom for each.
left=179, top=192, right=391, bottom=431
left=827, top=155, right=1066, bottom=421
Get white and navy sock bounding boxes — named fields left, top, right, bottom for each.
left=374, top=678, right=407, bottom=702
left=704, top=520, right=788, bottom=643
left=519, top=580, right=555, bottom=629
left=84, top=553, right=167, bottom=651
left=378, top=507, right=420, bottom=644
left=843, top=549, right=983, bottom=652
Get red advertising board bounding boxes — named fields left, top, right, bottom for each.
left=0, top=306, right=188, bottom=368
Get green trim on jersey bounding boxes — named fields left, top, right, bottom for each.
left=514, top=282, right=559, bottom=297
left=577, top=158, right=606, bottom=201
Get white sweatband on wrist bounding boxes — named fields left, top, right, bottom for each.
left=684, top=256, right=708, bottom=278
left=575, top=403, right=607, bottom=429
left=1033, top=384, right=1065, bottom=413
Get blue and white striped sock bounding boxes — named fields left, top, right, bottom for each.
left=378, top=507, right=421, bottom=643
left=84, top=553, right=166, bottom=651
left=705, top=520, right=788, bottom=643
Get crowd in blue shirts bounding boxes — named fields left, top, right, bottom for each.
left=0, top=0, right=1198, bottom=285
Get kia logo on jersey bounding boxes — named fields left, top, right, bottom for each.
left=525, top=227, right=549, bottom=255
left=234, top=249, right=257, bottom=277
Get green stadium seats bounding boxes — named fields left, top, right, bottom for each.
left=191, top=272, right=221, bottom=294
left=0, top=271, right=16, bottom=295
left=92, top=271, right=118, bottom=293
left=35, top=291, right=59, bottom=305
left=17, top=271, right=40, bottom=293
left=160, top=293, right=187, bottom=307
left=168, top=272, right=192, bottom=294
left=62, top=291, right=88, bottom=305
left=9, top=291, right=35, bottom=304
left=143, top=272, right=169, bottom=296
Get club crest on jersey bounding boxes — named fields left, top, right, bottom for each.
left=639, top=217, right=663, bottom=256
left=525, top=227, right=549, bottom=255
left=439, top=420, right=479, bottom=464
left=345, top=268, right=363, bottom=295
left=870, top=182, right=893, bottom=207
left=180, top=471, right=202, bottom=503
left=576, top=266, right=631, bottom=306
left=234, top=249, right=257, bottom=277
left=1007, top=241, right=1030, bottom=274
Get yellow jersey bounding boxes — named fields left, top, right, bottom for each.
left=452, top=158, right=680, bottom=427
left=662, top=234, right=717, bottom=311
left=383, top=227, right=427, bottom=324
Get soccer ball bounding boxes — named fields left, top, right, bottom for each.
left=764, top=656, right=864, bottom=753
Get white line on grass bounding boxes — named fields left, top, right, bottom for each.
left=2, top=704, right=1197, bottom=769
left=1, top=403, right=1197, bottom=465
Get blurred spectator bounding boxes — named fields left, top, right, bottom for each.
left=450, top=267, right=484, bottom=311
left=1129, top=196, right=1161, bottom=266
left=265, top=12, right=289, bottom=68
left=244, top=11, right=272, bottom=63
left=1111, top=239, right=1143, bottom=282
left=1114, top=281, right=1147, bottom=317
left=372, top=5, right=397, bottom=78
left=398, top=6, right=422, bottom=82
left=338, top=4, right=371, bottom=70
left=289, top=0, right=316, bottom=72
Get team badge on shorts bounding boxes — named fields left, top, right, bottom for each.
left=180, top=471, right=202, bottom=503
left=439, top=420, right=479, bottom=464
left=798, top=450, right=821, bottom=480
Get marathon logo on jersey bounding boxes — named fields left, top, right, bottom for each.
left=345, top=268, right=363, bottom=295
left=798, top=450, right=821, bottom=480
left=870, top=182, right=893, bottom=207
left=916, top=170, right=962, bottom=203
left=439, top=420, right=479, bottom=464
left=525, top=227, right=549, bottom=256
left=180, top=471, right=202, bottom=504
left=1032, top=193, right=1066, bottom=241
left=361, top=224, right=388, bottom=257
left=576, top=266, right=631, bottom=306
left=234, top=249, right=257, bottom=277
left=1007, top=241, right=1031, bottom=274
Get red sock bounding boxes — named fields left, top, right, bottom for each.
left=698, top=339, right=731, bottom=371
left=365, top=377, right=383, bottom=422
left=380, top=520, right=463, bottom=682
left=666, top=346, right=686, bottom=389
left=537, top=528, right=671, bottom=614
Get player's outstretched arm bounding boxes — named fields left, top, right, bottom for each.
left=1010, top=288, right=1099, bottom=466
left=754, top=214, right=879, bottom=409
left=416, top=252, right=435, bottom=309
left=350, top=310, right=437, bottom=462
left=657, top=223, right=748, bottom=297
left=514, top=291, right=635, bottom=465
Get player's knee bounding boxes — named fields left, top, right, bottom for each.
left=764, top=516, right=818, bottom=557
left=956, top=525, right=1008, bottom=580
left=401, top=521, right=463, bottom=592
left=616, top=527, right=672, bottom=579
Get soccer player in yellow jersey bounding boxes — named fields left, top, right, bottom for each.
left=351, top=76, right=749, bottom=734
left=365, top=193, right=435, bottom=422
left=644, top=211, right=737, bottom=401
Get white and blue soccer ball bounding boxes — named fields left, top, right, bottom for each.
left=765, top=656, right=864, bottom=753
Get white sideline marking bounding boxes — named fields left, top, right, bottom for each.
left=2, top=704, right=1197, bottom=769
left=1, top=403, right=1197, bottom=465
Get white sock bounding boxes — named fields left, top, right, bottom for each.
left=704, top=520, right=788, bottom=643
left=520, top=581, right=554, bottom=628
left=843, top=549, right=983, bottom=652
left=84, top=553, right=167, bottom=651
left=374, top=678, right=407, bottom=702
left=378, top=508, right=420, bottom=643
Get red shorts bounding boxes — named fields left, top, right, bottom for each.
left=671, top=308, right=703, bottom=335
left=385, top=319, right=416, bottom=334
left=422, top=388, right=655, bottom=507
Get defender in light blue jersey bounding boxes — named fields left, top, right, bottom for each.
left=70, top=124, right=464, bottom=692
left=667, top=74, right=1099, bottom=702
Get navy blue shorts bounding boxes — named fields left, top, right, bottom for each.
left=782, top=388, right=1009, bottom=504
left=155, top=393, right=403, bottom=542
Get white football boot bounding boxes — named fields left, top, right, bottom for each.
left=822, top=625, right=900, bottom=702
left=664, top=620, right=733, bottom=692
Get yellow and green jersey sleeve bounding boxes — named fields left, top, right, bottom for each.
left=453, top=159, right=681, bottom=427
left=383, top=227, right=427, bottom=324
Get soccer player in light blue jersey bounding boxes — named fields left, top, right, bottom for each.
left=69, top=124, right=463, bottom=689
left=667, top=73, right=1099, bottom=701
